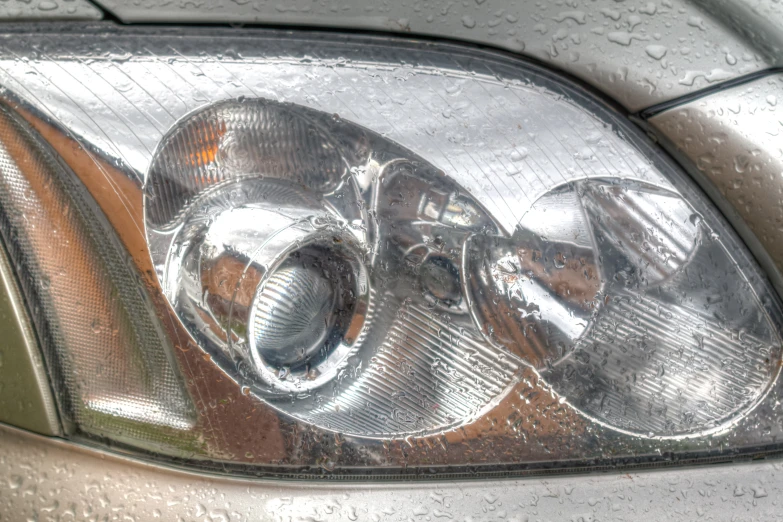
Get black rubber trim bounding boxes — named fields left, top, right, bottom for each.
left=71, top=427, right=783, bottom=482
left=638, top=67, right=783, bottom=119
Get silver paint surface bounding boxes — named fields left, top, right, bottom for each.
left=88, top=0, right=783, bottom=112
left=1, top=423, right=783, bottom=521
left=0, top=0, right=101, bottom=21
left=649, top=73, right=783, bottom=297
left=0, top=240, right=59, bottom=436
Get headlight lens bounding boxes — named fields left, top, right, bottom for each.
left=0, top=26, right=781, bottom=475
left=0, top=103, right=194, bottom=450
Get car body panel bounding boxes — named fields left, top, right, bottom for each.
left=1, top=422, right=783, bottom=521
left=88, top=0, right=783, bottom=113
left=648, top=73, right=783, bottom=296
left=0, top=0, right=101, bottom=21
left=0, top=243, right=58, bottom=436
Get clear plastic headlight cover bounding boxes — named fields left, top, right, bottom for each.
left=0, top=25, right=781, bottom=476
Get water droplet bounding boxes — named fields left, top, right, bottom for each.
left=687, top=16, right=707, bottom=31
left=90, top=319, right=102, bottom=334
left=725, top=52, right=737, bottom=65
left=734, top=154, right=750, bottom=173
left=553, top=10, right=586, bottom=24
left=706, top=69, right=734, bottom=82
left=639, top=2, right=657, bottom=15
left=8, top=475, right=22, bottom=489
left=678, top=69, right=733, bottom=86
left=534, top=23, right=548, bottom=34
left=600, top=8, right=621, bottom=21
left=461, top=15, right=476, bottom=29
left=484, top=492, right=499, bottom=504
left=37, top=0, right=58, bottom=11
left=645, top=45, right=668, bottom=60
left=510, top=148, right=529, bottom=161
left=607, top=32, right=648, bottom=46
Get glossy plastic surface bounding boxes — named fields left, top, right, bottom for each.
left=149, top=98, right=781, bottom=440
left=0, top=103, right=195, bottom=452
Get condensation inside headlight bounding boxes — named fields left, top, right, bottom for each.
left=1, top=28, right=782, bottom=475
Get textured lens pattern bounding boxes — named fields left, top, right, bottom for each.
left=146, top=102, right=347, bottom=229
left=305, top=301, right=519, bottom=435
left=0, top=104, right=193, bottom=448
left=469, top=179, right=781, bottom=436
left=568, top=289, right=774, bottom=434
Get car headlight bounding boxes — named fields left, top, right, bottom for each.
left=0, top=25, right=781, bottom=475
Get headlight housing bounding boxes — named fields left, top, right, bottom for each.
left=0, top=25, right=781, bottom=477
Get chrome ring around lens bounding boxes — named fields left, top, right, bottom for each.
left=245, top=227, right=370, bottom=394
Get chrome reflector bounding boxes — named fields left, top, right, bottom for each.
left=147, top=99, right=781, bottom=438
